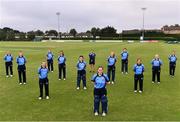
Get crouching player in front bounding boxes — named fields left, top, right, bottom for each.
left=38, top=61, right=49, bottom=100
left=133, top=58, right=145, bottom=93
left=168, top=50, right=177, bottom=77
left=4, top=51, right=13, bottom=77
left=16, top=51, right=27, bottom=85
left=92, top=66, right=110, bottom=117
left=76, top=55, right=87, bottom=90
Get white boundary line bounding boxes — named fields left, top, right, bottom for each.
left=42, top=40, right=124, bottom=43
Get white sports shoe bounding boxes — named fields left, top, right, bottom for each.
left=23, top=82, right=26, bottom=85
left=6, top=75, right=9, bottom=78
left=59, top=79, right=61, bottom=80
left=121, top=72, right=124, bottom=74
left=139, top=91, right=142, bottom=93
left=51, top=71, right=54, bottom=72
left=38, top=97, right=42, bottom=100
left=157, top=82, right=160, bottom=84
left=152, top=81, right=155, bottom=84
left=126, top=72, right=128, bottom=74
left=102, top=112, right=106, bottom=117
left=94, top=112, right=98, bottom=116
left=83, top=87, right=87, bottom=90
left=134, top=90, right=137, bottom=93
left=76, top=87, right=80, bottom=90
left=19, top=82, right=22, bottom=85
left=46, top=96, right=49, bottom=99
left=10, top=75, right=13, bottom=77
left=111, top=82, right=114, bottom=84
left=63, top=78, right=66, bottom=80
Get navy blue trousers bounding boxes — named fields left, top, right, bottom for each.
left=77, top=70, right=86, bottom=87
left=94, top=88, right=108, bottom=113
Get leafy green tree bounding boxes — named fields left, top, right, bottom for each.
left=100, top=26, right=117, bottom=37
left=70, top=28, right=77, bottom=37
left=90, top=27, right=101, bottom=38
left=6, top=30, right=15, bottom=41
left=0, top=29, right=6, bottom=41
left=45, top=30, right=58, bottom=37
left=35, top=30, right=44, bottom=36
left=19, top=32, right=26, bottom=40
left=27, top=31, right=35, bottom=41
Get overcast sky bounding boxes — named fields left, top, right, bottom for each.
left=0, top=0, right=180, bottom=32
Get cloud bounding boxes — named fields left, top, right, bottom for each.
left=0, top=0, right=180, bottom=32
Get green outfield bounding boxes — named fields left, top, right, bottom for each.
left=0, top=41, right=180, bottom=121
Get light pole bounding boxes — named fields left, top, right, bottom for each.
left=141, top=7, right=146, bottom=40
left=0, top=10, right=1, bottom=29
left=56, top=12, right=60, bottom=39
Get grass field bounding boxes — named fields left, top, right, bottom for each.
left=0, top=41, right=180, bottom=121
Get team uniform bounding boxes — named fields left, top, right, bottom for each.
left=89, top=52, right=96, bottom=65
left=107, top=56, right=117, bottom=83
left=133, top=63, right=145, bottom=92
left=47, top=52, right=54, bottom=72
left=151, top=59, right=163, bottom=83
left=38, top=67, right=49, bottom=98
left=168, top=54, right=177, bottom=76
left=91, top=73, right=110, bottom=115
left=58, top=55, right=66, bottom=80
left=16, top=56, right=27, bottom=84
left=121, top=51, right=128, bottom=73
left=4, top=54, right=13, bottom=77
left=76, top=61, right=87, bottom=88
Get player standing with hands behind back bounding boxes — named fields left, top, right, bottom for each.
left=38, top=61, right=49, bottom=100
left=76, top=55, right=87, bottom=90
left=89, top=51, right=96, bottom=73
left=151, top=54, right=163, bottom=84
left=4, top=51, right=13, bottom=78
left=133, top=58, right=145, bottom=93
left=58, top=50, right=66, bottom=80
left=107, top=51, right=117, bottom=84
left=121, top=48, right=129, bottom=74
left=46, top=49, right=54, bottom=72
left=16, top=51, right=27, bottom=85
left=168, top=50, right=177, bottom=77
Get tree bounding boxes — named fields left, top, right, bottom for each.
left=0, top=29, right=6, bottom=41
left=90, top=27, right=101, bottom=38
left=0, top=27, right=15, bottom=41
left=27, top=31, right=35, bottom=41
left=19, top=32, right=26, bottom=40
left=45, top=30, right=58, bottom=37
left=70, top=28, right=77, bottom=37
left=86, top=30, right=91, bottom=33
left=35, top=30, right=44, bottom=36
left=100, top=26, right=118, bottom=37
left=13, top=30, right=20, bottom=34
left=3, top=27, right=13, bottom=32
left=6, top=30, right=15, bottom=41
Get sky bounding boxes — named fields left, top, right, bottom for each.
left=0, top=0, right=180, bottom=33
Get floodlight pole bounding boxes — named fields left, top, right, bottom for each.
left=141, top=8, right=146, bottom=40
left=56, top=12, right=60, bottom=39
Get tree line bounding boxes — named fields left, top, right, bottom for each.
left=0, top=26, right=180, bottom=41
left=0, top=26, right=118, bottom=41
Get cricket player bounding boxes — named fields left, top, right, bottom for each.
left=4, top=51, right=13, bottom=77
left=91, top=66, right=110, bottom=116
left=38, top=61, right=49, bottom=100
